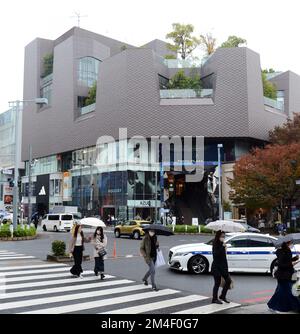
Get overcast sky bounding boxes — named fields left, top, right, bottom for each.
left=1, top=0, right=300, bottom=112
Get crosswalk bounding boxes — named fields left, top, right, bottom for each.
left=0, top=249, right=240, bottom=314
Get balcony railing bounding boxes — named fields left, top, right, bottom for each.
left=80, top=103, right=96, bottom=115
left=41, top=73, right=53, bottom=87
left=160, top=89, right=213, bottom=99
left=264, top=97, right=284, bottom=112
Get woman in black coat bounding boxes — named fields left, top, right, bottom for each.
left=211, top=230, right=232, bottom=304
left=268, top=241, right=300, bottom=313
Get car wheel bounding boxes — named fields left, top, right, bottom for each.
left=188, top=255, right=209, bottom=274
left=114, top=229, right=121, bottom=238
left=54, top=226, right=58, bottom=232
left=133, top=231, right=140, bottom=240
left=42, top=225, right=47, bottom=232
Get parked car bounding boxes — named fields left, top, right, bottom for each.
left=114, top=220, right=151, bottom=239
left=42, top=213, right=79, bottom=232
left=168, top=232, right=300, bottom=275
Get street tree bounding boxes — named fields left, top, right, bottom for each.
left=220, top=35, right=247, bottom=48
left=228, top=143, right=300, bottom=216
left=166, top=23, right=200, bottom=60
left=200, top=33, right=217, bottom=56
left=269, top=113, right=300, bottom=145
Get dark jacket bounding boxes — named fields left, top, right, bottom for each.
left=140, top=234, right=159, bottom=264
left=211, top=241, right=228, bottom=276
left=274, top=248, right=296, bottom=281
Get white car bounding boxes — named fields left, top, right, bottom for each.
left=168, top=233, right=300, bottom=275
left=42, top=213, right=80, bottom=232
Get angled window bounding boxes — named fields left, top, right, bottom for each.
left=78, top=57, right=101, bottom=87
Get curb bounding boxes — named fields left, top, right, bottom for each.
left=0, top=235, right=37, bottom=241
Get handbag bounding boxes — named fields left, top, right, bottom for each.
left=98, top=247, right=107, bottom=257
left=155, top=250, right=166, bottom=268
left=220, top=276, right=234, bottom=290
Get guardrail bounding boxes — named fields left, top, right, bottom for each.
left=160, top=89, right=213, bottom=99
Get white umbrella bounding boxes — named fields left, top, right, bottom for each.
left=206, top=220, right=246, bottom=233
left=80, top=217, right=106, bottom=228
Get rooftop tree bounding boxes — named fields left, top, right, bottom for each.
left=167, top=69, right=202, bottom=90
left=42, top=53, right=54, bottom=78
left=85, top=82, right=97, bottom=106
left=220, top=35, right=247, bottom=48
left=262, top=72, right=277, bottom=99
left=166, top=23, right=200, bottom=60
left=200, top=33, right=217, bottom=56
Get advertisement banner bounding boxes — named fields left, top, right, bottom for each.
left=63, top=172, right=72, bottom=201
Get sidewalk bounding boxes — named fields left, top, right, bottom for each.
left=221, top=303, right=298, bottom=314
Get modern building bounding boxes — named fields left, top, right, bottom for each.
left=0, top=108, right=24, bottom=211
left=21, top=26, right=300, bottom=223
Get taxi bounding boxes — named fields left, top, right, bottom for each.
left=114, top=220, right=151, bottom=240
left=168, top=233, right=300, bottom=275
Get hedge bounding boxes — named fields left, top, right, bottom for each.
left=0, top=224, right=36, bottom=238
left=52, top=240, right=66, bottom=257
left=167, top=225, right=213, bottom=234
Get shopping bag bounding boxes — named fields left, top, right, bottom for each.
left=155, top=250, right=166, bottom=268
left=220, top=276, right=234, bottom=290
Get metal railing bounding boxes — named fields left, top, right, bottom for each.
left=80, top=103, right=96, bottom=115
left=160, top=89, right=213, bottom=99
left=264, top=97, right=284, bottom=112
left=40, top=73, right=53, bottom=87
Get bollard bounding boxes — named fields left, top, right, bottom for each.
left=185, top=225, right=187, bottom=233
left=198, top=225, right=201, bottom=234
left=9, top=224, right=14, bottom=238
left=113, top=240, right=117, bottom=258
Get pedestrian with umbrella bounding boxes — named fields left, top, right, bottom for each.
left=140, top=224, right=173, bottom=291
left=205, top=220, right=245, bottom=304
left=211, top=230, right=232, bottom=304
left=268, top=235, right=300, bottom=313
left=91, top=226, right=107, bottom=280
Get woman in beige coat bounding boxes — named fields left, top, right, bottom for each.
left=91, top=226, right=107, bottom=279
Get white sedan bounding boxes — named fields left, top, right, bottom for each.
left=168, top=233, right=300, bottom=275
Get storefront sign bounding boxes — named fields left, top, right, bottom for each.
left=4, top=195, right=13, bottom=205
left=127, top=200, right=159, bottom=208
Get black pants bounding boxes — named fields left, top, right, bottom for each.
left=212, top=272, right=231, bottom=300
left=70, top=246, right=83, bottom=276
left=94, top=256, right=104, bottom=274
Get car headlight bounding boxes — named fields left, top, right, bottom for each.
left=174, top=252, right=190, bottom=257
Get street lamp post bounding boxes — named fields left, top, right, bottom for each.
left=217, top=144, right=223, bottom=221
left=9, top=98, right=48, bottom=229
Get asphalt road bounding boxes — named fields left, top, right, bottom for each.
left=0, top=228, right=277, bottom=306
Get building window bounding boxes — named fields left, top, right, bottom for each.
left=40, top=83, right=52, bottom=106
left=78, top=57, right=101, bottom=87
left=50, top=179, right=62, bottom=196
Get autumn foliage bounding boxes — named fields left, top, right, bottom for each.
left=229, top=143, right=300, bottom=209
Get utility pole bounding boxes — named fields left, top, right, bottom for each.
left=154, top=168, right=158, bottom=222
left=28, top=144, right=33, bottom=224
left=12, top=101, right=20, bottom=229
left=217, top=144, right=223, bottom=221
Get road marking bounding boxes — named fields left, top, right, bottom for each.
left=0, top=278, right=132, bottom=300
left=1, top=283, right=148, bottom=311
left=0, top=263, right=67, bottom=271
left=240, top=296, right=271, bottom=304
left=251, top=290, right=273, bottom=295
left=0, top=274, right=106, bottom=291
left=102, top=295, right=208, bottom=314
left=173, top=302, right=241, bottom=314
left=0, top=270, right=95, bottom=283
left=20, top=289, right=179, bottom=314
left=0, top=256, right=36, bottom=261
left=0, top=267, right=72, bottom=276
